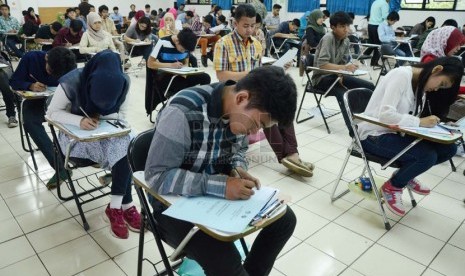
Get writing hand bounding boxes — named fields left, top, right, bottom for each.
left=225, top=177, right=256, bottom=200
left=232, top=167, right=261, bottom=189
left=345, top=63, right=358, bottom=72
left=420, top=115, right=440, bottom=128
left=80, top=117, right=99, bottom=130
left=171, top=61, right=183, bottom=69
left=29, top=82, right=47, bottom=92
left=65, top=42, right=72, bottom=47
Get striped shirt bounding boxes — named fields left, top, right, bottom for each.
left=214, top=30, right=263, bottom=72
left=145, top=82, right=248, bottom=198
left=150, top=36, right=189, bottom=63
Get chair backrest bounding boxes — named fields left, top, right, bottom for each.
left=343, top=88, right=374, bottom=138
left=127, top=128, right=155, bottom=172
left=380, top=44, right=395, bottom=57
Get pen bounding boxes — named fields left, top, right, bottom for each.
left=29, top=74, right=40, bottom=82
left=262, top=200, right=283, bottom=218
left=106, top=120, right=119, bottom=128
left=436, top=123, right=453, bottom=135
left=427, top=100, right=432, bottom=115
left=79, top=106, right=92, bottom=120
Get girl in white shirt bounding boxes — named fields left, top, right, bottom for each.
left=47, top=51, right=141, bottom=239
left=358, top=57, right=463, bottom=216
left=79, top=12, right=116, bottom=55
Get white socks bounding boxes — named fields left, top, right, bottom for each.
left=109, top=195, right=123, bottom=209
left=122, top=202, right=135, bottom=210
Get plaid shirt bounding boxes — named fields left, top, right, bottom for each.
left=214, top=30, right=263, bottom=72
left=190, top=16, right=211, bottom=36
left=145, top=82, right=248, bottom=198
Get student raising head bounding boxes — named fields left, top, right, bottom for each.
left=358, top=57, right=464, bottom=216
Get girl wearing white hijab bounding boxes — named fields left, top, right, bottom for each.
left=79, top=12, right=116, bottom=55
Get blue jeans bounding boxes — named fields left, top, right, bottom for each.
left=4, top=36, right=24, bottom=58
left=0, top=69, right=16, bottom=118
left=361, top=134, right=457, bottom=188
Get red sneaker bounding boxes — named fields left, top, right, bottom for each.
left=381, top=180, right=405, bottom=216
left=406, top=178, right=430, bottom=195
left=104, top=205, right=129, bottom=239
left=123, top=206, right=142, bottom=232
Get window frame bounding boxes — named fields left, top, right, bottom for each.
left=402, top=0, right=462, bottom=11
left=186, top=0, right=212, bottom=5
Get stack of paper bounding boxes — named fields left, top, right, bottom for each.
left=163, top=186, right=279, bottom=233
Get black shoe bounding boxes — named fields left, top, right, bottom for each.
left=201, top=55, right=208, bottom=67
left=207, top=51, right=213, bottom=61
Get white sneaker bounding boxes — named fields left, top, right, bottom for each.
left=8, top=117, right=18, bottom=128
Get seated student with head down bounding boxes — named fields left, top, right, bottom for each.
left=9, top=47, right=77, bottom=188
left=145, top=66, right=296, bottom=276
left=146, top=28, right=210, bottom=109
left=378, top=11, right=413, bottom=59
left=358, top=57, right=463, bottom=216
left=271, top=18, right=301, bottom=54
left=416, top=19, right=458, bottom=51
left=53, top=19, right=84, bottom=48
left=253, top=14, right=266, bottom=56
left=420, top=26, right=465, bottom=120
left=313, top=11, right=375, bottom=135
left=79, top=12, right=116, bottom=56
left=214, top=4, right=314, bottom=177
left=410, top=16, right=435, bottom=37
left=46, top=50, right=141, bottom=239
left=123, top=16, right=153, bottom=61
left=34, top=21, right=63, bottom=51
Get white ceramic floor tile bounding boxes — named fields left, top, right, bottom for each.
left=16, top=203, right=72, bottom=233
left=4, top=187, right=59, bottom=216
left=449, top=223, right=465, bottom=251
left=415, top=172, right=445, bottom=190
left=0, top=199, right=13, bottom=221
left=351, top=244, right=425, bottom=276
left=296, top=190, right=353, bottom=221
left=0, top=163, right=35, bottom=183
left=274, top=243, right=346, bottom=276
left=290, top=168, right=337, bottom=189
left=0, top=255, right=49, bottom=276
left=335, top=205, right=393, bottom=241
left=0, top=217, right=23, bottom=243
left=291, top=205, right=329, bottom=241
left=0, top=236, right=36, bottom=269
left=113, top=239, right=173, bottom=276
left=305, top=223, right=373, bottom=265
left=0, top=151, right=24, bottom=168
left=75, top=260, right=126, bottom=276
left=430, top=244, right=465, bottom=276
left=247, top=165, right=287, bottom=185
left=39, top=235, right=109, bottom=276
left=433, top=178, right=465, bottom=201
left=338, top=268, right=365, bottom=276
left=27, top=218, right=86, bottom=253
left=400, top=206, right=461, bottom=242
left=268, top=176, right=317, bottom=203
left=421, top=268, right=446, bottom=276
left=0, top=174, right=44, bottom=199
left=90, top=225, right=142, bottom=257
left=378, top=223, right=444, bottom=265
left=418, top=192, right=465, bottom=222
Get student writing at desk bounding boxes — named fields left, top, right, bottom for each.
left=9, top=47, right=77, bottom=188
left=358, top=57, right=463, bottom=216
left=34, top=22, right=63, bottom=52
left=0, top=53, right=17, bottom=128
left=46, top=51, right=141, bottom=239
left=214, top=4, right=314, bottom=177
left=271, top=18, right=301, bottom=56
left=378, top=11, right=413, bottom=61
left=146, top=28, right=210, bottom=110
left=313, top=11, right=375, bottom=135
left=145, top=66, right=296, bottom=276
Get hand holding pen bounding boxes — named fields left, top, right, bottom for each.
left=29, top=74, right=47, bottom=92
left=79, top=107, right=99, bottom=130
left=225, top=168, right=260, bottom=200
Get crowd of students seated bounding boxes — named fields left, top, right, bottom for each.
left=1, top=1, right=465, bottom=274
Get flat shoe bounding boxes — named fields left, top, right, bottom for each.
left=282, top=158, right=313, bottom=177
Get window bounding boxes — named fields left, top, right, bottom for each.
left=233, top=0, right=248, bottom=4
left=187, top=0, right=212, bottom=4
left=402, top=0, right=461, bottom=10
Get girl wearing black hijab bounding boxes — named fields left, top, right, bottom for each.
left=47, top=50, right=141, bottom=239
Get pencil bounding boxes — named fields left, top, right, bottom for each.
left=79, top=106, right=92, bottom=120
left=29, top=74, right=39, bottom=82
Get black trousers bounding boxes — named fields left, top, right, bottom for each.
left=367, top=24, right=381, bottom=66
left=151, top=199, right=296, bottom=276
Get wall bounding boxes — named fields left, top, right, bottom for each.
left=11, top=0, right=464, bottom=28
